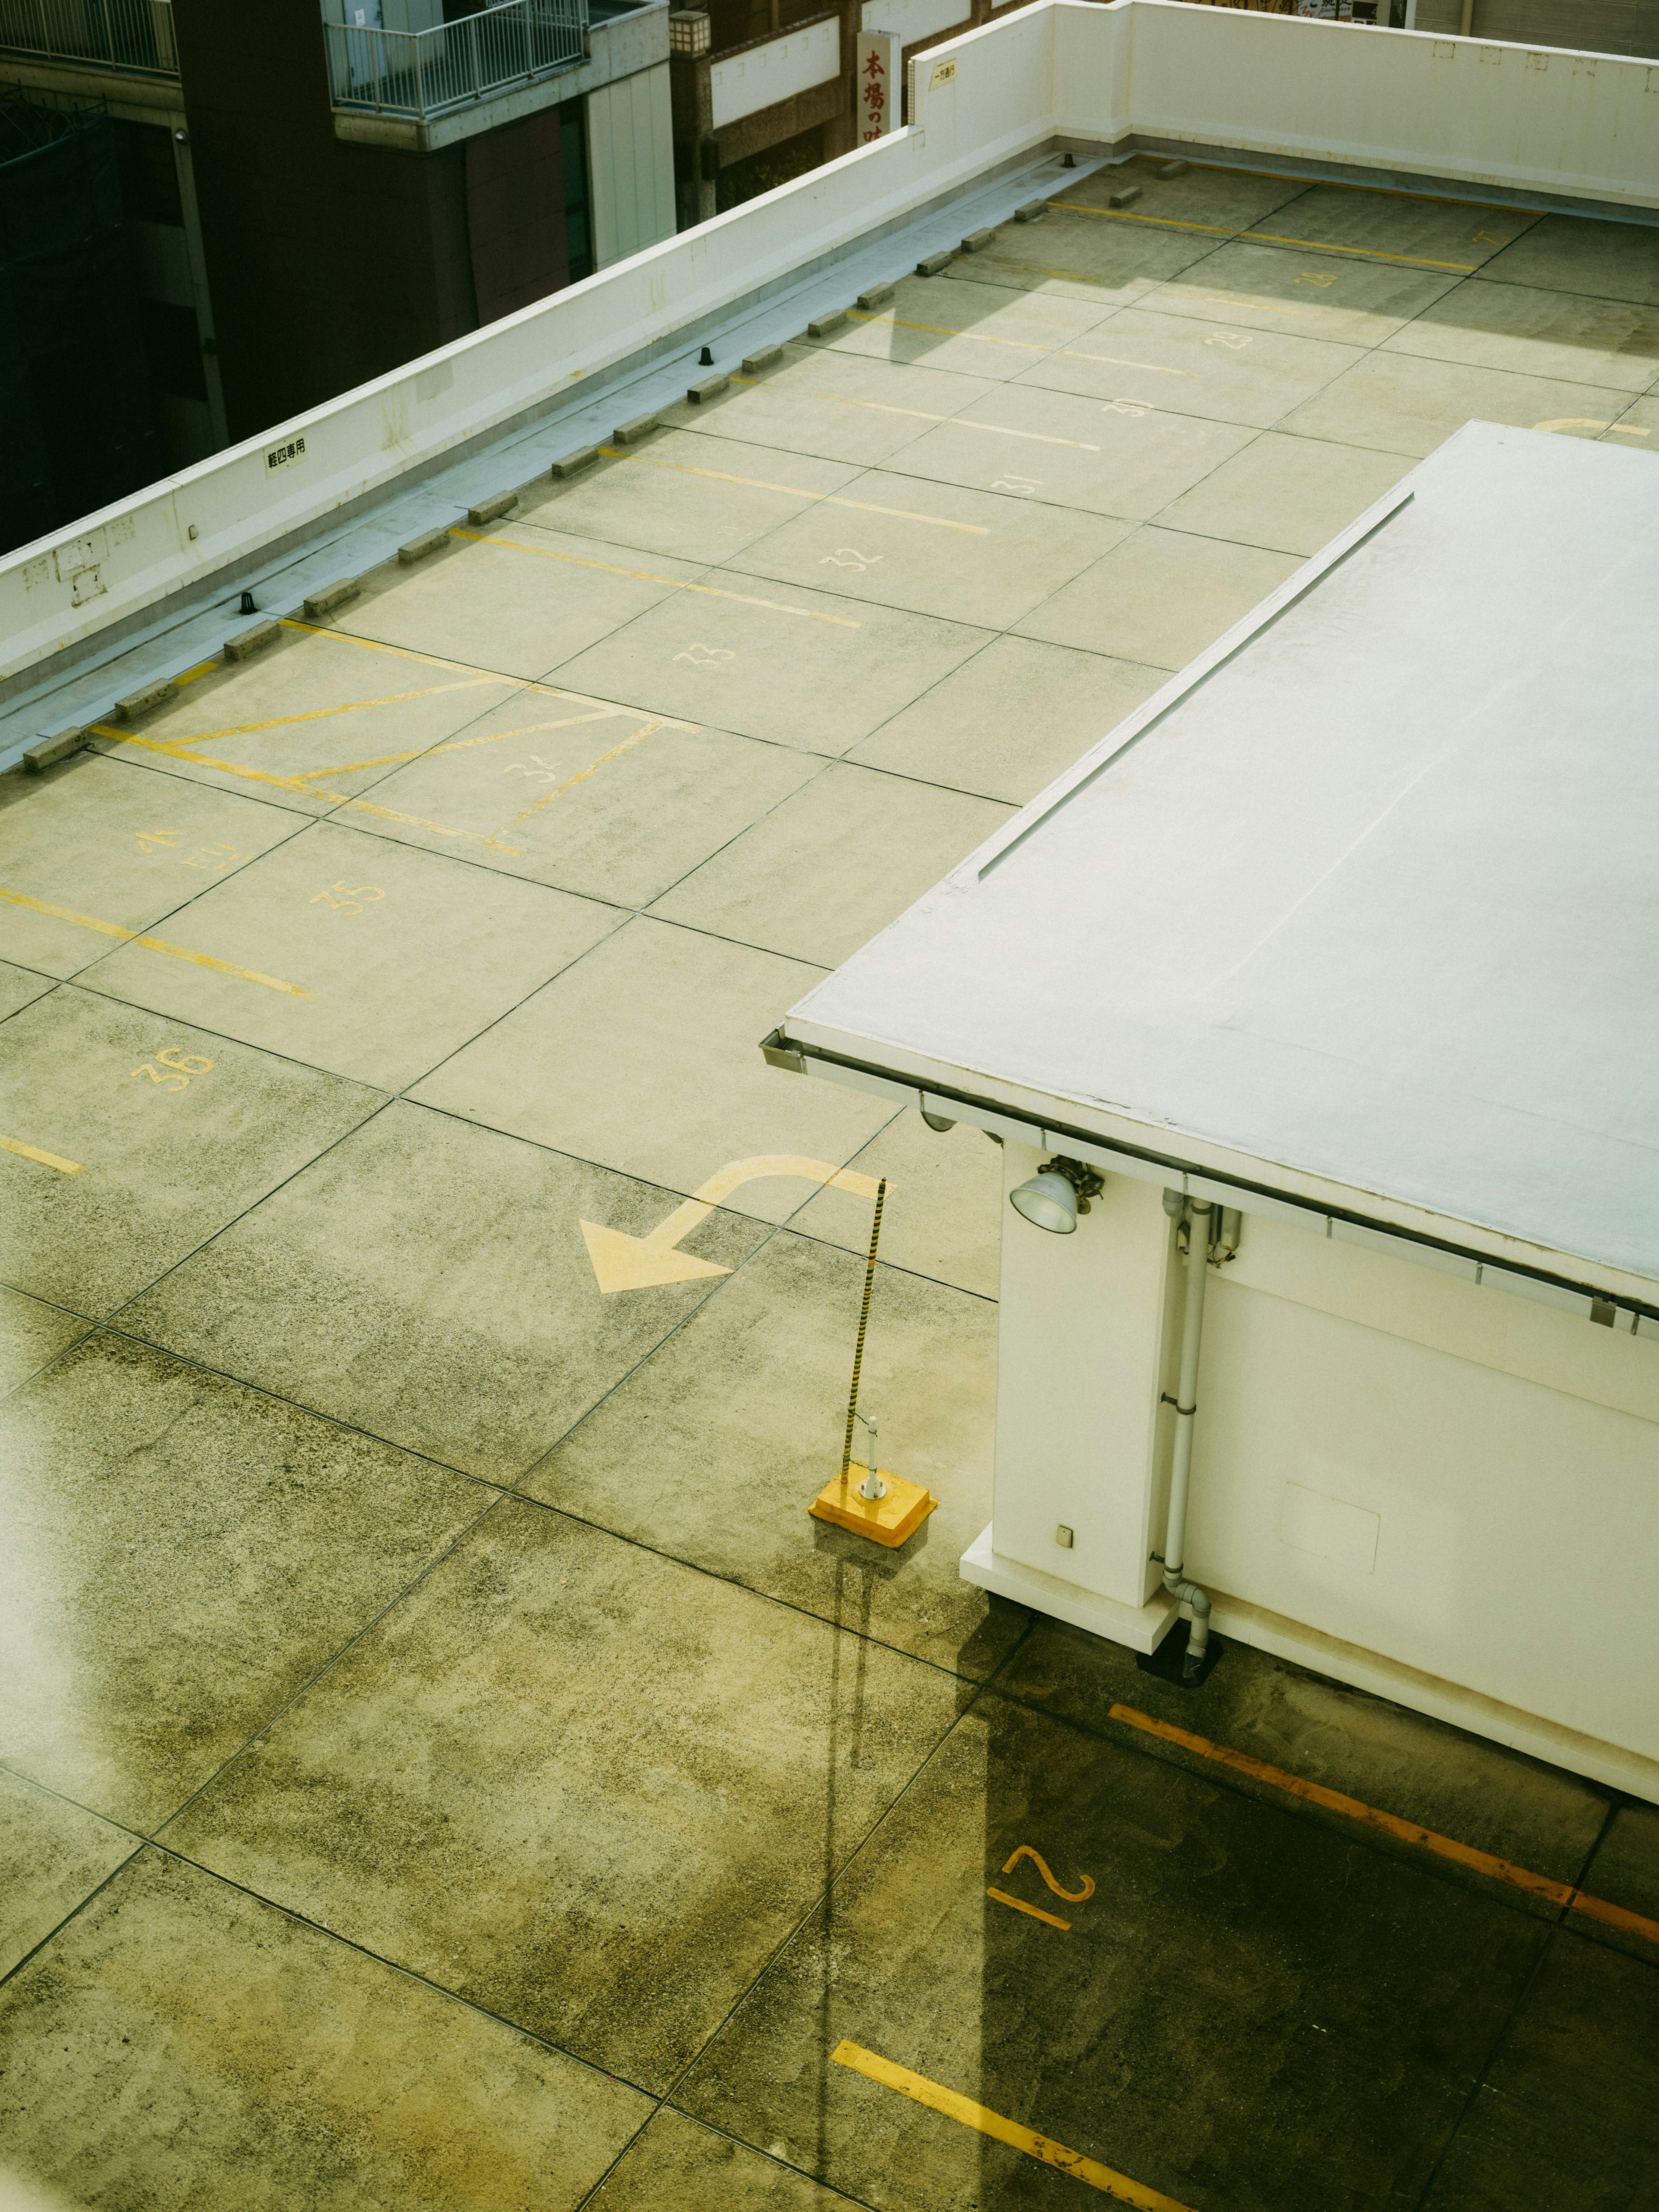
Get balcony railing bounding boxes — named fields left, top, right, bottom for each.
left=324, top=0, right=588, bottom=121
left=0, top=0, right=176, bottom=76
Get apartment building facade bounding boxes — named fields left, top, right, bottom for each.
left=0, top=0, right=677, bottom=510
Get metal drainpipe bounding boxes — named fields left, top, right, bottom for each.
left=1163, top=1199, right=1213, bottom=1682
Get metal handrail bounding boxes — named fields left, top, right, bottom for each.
left=324, top=0, right=588, bottom=121
left=0, top=0, right=176, bottom=76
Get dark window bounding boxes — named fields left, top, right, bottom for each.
left=139, top=297, right=207, bottom=400
left=559, top=95, right=593, bottom=283
left=112, top=118, right=182, bottom=226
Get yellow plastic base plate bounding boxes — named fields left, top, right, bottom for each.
left=808, top=1465, right=937, bottom=1548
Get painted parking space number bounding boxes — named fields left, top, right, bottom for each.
left=310, top=880, right=384, bottom=915
left=986, top=1843, right=1096, bottom=1932
left=130, top=1047, right=214, bottom=1093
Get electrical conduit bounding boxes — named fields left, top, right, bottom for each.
left=1163, top=1200, right=1213, bottom=1683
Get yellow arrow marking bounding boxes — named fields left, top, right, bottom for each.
left=581, top=1154, right=884, bottom=1293
left=1, top=1132, right=83, bottom=1173
left=1533, top=416, right=1651, bottom=437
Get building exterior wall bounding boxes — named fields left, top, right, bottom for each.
left=170, top=0, right=607, bottom=440
left=1188, top=1233, right=1659, bottom=1760
left=587, top=60, right=677, bottom=266
left=10, top=0, right=1659, bottom=684
left=987, top=1139, right=1659, bottom=1774
left=466, top=106, right=570, bottom=319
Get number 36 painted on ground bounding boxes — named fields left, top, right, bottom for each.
left=130, top=1047, right=214, bottom=1093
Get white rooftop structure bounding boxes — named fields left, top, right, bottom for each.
left=782, top=422, right=1659, bottom=1309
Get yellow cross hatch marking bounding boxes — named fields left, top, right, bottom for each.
left=153, top=675, right=508, bottom=750
left=831, top=2043, right=1194, bottom=2209
left=0, top=887, right=309, bottom=998
left=278, top=621, right=699, bottom=726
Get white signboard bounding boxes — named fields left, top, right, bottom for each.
left=856, top=31, right=897, bottom=142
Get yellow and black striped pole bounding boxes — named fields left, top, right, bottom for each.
left=839, top=1178, right=887, bottom=1479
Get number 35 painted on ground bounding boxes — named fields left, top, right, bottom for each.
left=310, top=880, right=385, bottom=916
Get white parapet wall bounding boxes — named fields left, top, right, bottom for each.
left=6, top=0, right=1658, bottom=692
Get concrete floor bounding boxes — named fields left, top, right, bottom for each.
left=2, top=157, right=1657, bottom=2209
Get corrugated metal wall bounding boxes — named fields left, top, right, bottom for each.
left=587, top=62, right=678, bottom=268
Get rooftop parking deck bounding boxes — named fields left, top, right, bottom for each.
left=3, top=151, right=1659, bottom=2209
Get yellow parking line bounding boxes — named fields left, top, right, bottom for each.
left=976, top=255, right=1166, bottom=291
left=832, top=2043, right=1192, bottom=2208
left=1048, top=200, right=1235, bottom=236
left=293, top=707, right=626, bottom=784
left=500, top=717, right=667, bottom=833
left=0, top=1131, right=83, bottom=1174
left=450, top=526, right=861, bottom=628
left=280, top=621, right=699, bottom=723
left=0, top=887, right=308, bottom=998
left=1157, top=285, right=1306, bottom=317
left=813, top=392, right=1102, bottom=451
left=1047, top=199, right=1478, bottom=271
left=328, top=794, right=524, bottom=856
left=847, top=308, right=1196, bottom=376
left=92, top=723, right=317, bottom=795
left=1240, top=228, right=1477, bottom=271
left=1108, top=1703, right=1659, bottom=1945
left=159, top=675, right=507, bottom=750
left=596, top=447, right=990, bottom=533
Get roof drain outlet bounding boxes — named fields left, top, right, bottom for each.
left=1161, top=1195, right=1213, bottom=1684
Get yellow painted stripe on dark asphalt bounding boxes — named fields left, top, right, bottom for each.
left=1109, top=1702, right=1659, bottom=1945
left=832, top=2042, right=1193, bottom=2207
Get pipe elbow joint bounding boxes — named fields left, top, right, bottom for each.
left=1162, top=1568, right=1210, bottom=1619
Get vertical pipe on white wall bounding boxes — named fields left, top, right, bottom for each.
left=1163, top=1199, right=1213, bottom=1681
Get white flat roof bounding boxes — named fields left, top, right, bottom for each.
left=785, top=423, right=1659, bottom=1291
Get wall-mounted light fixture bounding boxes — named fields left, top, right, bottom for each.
left=669, top=10, right=712, bottom=54
left=1009, top=1155, right=1105, bottom=1234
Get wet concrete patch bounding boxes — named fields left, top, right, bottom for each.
left=0, top=1332, right=489, bottom=1831
left=677, top=1693, right=1551, bottom=2212
left=997, top=1616, right=1610, bottom=1919
left=121, top=1101, right=769, bottom=1482
left=0, top=1849, right=650, bottom=2211
left=161, top=1501, right=964, bottom=2095
left=524, top=1228, right=1017, bottom=1678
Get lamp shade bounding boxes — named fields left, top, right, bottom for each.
left=1009, top=1170, right=1078, bottom=1233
